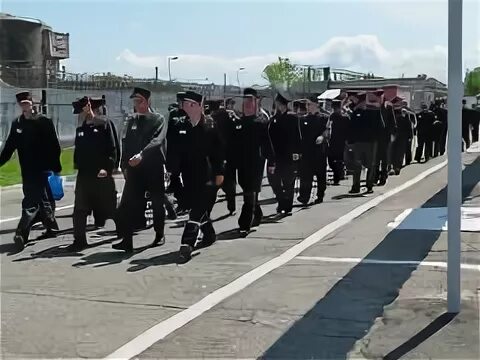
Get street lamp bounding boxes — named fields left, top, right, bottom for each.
left=168, top=56, right=179, bottom=82
left=237, top=67, right=245, bottom=92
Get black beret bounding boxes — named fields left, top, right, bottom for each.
left=183, top=90, right=203, bottom=104
left=275, top=92, right=290, bottom=105
left=72, top=96, right=89, bottom=114
left=16, top=91, right=32, bottom=103
left=243, top=87, right=258, bottom=98
left=130, top=87, right=151, bottom=100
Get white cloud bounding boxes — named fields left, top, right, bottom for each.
left=116, top=34, right=477, bottom=85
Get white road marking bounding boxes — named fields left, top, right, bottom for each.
left=296, top=256, right=480, bottom=272
left=105, top=160, right=448, bottom=360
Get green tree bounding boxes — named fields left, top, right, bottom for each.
left=464, top=67, right=480, bottom=96
left=262, top=57, right=301, bottom=90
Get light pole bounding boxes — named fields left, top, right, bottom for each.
left=447, top=0, right=463, bottom=314
left=237, top=67, right=245, bottom=93
left=168, top=56, right=178, bottom=82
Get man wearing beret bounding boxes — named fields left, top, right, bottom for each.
left=178, top=91, right=225, bottom=261
left=0, top=91, right=62, bottom=251
left=377, top=92, right=397, bottom=185
left=268, top=92, right=302, bottom=215
left=65, top=96, right=119, bottom=251
left=113, top=87, right=168, bottom=252
left=297, top=95, right=330, bottom=205
left=328, top=99, right=350, bottom=185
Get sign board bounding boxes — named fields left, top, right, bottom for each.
left=47, top=31, right=69, bottom=59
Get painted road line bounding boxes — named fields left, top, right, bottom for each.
left=295, top=256, right=480, bottom=272
left=105, top=160, right=448, bottom=360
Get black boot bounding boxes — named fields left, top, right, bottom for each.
left=152, top=233, right=166, bottom=247
left=112, top=235, right=133, bottom=253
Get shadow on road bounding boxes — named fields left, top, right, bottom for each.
left=384, top=312, right=457, bottom=360
left=126, top=250, right=182, bottom=272
left=259, top=157, right=479, bottom=360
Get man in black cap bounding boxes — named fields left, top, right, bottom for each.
left=225, top=88, right=274, bottom=236
left=166, top=91, right=191, bottom=214
left=297, top=95, right=330, bottom=205
left=65, top=97, right=118, bottom=251
left=268, top=92, right=301, bottom=214
left=0, top=91, right=61, bottom=250
left=415, top=102, right=436, bottom=162
left=328, top=99, right=350, bottom=185
left=178, top=90, right=225, bottom=261
left=346, top=92, right=384, bottom=194
left=389, top=98, right=411, bottom=175
left=113, top=87, right=168, bottom=252
left=376, top=91, right=396, bottom=186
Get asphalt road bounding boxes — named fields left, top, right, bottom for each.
left=0, top=150, right=479, bottom=359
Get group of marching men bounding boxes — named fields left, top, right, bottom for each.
left=1, top=88, right=479, bottom=262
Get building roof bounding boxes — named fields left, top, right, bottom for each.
left=0, top=12, right=51, bottom=30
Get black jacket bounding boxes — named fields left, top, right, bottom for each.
left=74, top=117, right=118, bottom=176
left=181, top=115, right=225, bottom=190
left=0, top=114, right=61, bottom=176
left=121, top=112, right=167, bottom=171
left=416, top=110, right=436, bottom=136
left=299, top=112, right=329, bottom=159
left=329, top=112, right=350, bottom=154
left=268, top=111, right=301, bottom=163
left=394, top=110, right=414, bottom=139
left=166, top=110, right=191, bottom=174
left=347, top=108, right=385, bottom=144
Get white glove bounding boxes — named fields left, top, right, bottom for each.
left=316, top=136, right=324, bottom=145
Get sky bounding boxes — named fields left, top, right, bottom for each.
left=1, top=0, right=479, bottom=85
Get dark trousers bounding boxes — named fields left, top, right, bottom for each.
left=328, top=147, right=345, bottom=184
left=391, top=136, right=407, bottom=170
left=415, top=134, right=432, bottom=162
left=73, top=174, right=116, bottom=245
left=181, top=185, right=218, bottom=247
left=404, top=138, right=413, bottom=165
left=116, top=168, right=165, bottom=240
left=432, top=125, right=444, bottom=157
left=439, top=127, right=448, bottom=155
left=17, top=173, right=58, bottom=241
left=351, top=142, right=377, bottom=191
left=222, top=162, right=237, bottom=213
left=472, top=119, right=479, bottom=143
left=168, top=173, right=189, bottom=211
left=269, top=161, right=296, bottom=213
left=299, top=154, right=327, bottom=203
left=376, top=137, right=391, bottom=182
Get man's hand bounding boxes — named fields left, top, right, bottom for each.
left=315, top=136, right=324, bottom=145
left=267, top=166, right=275, bottom=175
left=215, top=175, right=224, bottom=187
left=128, top=153, right=143, bottom=167
left=97, top=169, right=108, bottom=178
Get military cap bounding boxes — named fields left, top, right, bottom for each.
left=129, top=87, right=151, bottom=100
left=15, top=91, right=33, bottom=104
left=176, top=91, right=186, bottom=101
left=275, top=92, right=290, bottom=105
left=296, top=100, right=307, bottom=111
left=72, top=96, right=89, bottom=114
left=89, top=97, right=106, bottom=109
left=243, top=87, right=258, bottom=98
left=390, top=96, right=404, bottom=104
left=306, top=94, right=319, bottom=103
left=183, top=90, right=203, bottom=104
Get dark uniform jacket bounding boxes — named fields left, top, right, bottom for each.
left=74, top=117, right=118, bottom=176
left=121, top=112, right=167, bottom=172
left=0, top=114, right=61, bottom=177
left=166, top=109, right=191, bottom=174
left=299, top=112, right=329, bottom=160
left=181, top=115, right=225, bottom=190
left=394, top=110, right=414, bottom=139
left=347, top=109, right=385, bottom=144
left=268, top=111, right=301, bottom=163
left=329, top=112, right=350, bottom=156
left=381, top=104, right=397, bottom=137
left=416, top=110, right=436, bottom=137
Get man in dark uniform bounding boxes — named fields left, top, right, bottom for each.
left=66, top=97, right=118, bottom=251
left=166, top=92, right=191, bottom=214
left=377, top=92, right=396, bottom=185
left=210, top=99, right=238, bottom=215
left=415, top=103, right=436, bottom=162
left=225, top=88, right=273, bottom=236
left=268, top=92, right=302, bottom=215
left=347, top=92, right=384, bottom=194
left=113, top=87, right=168, bottom=252
left=430, top=99, right=446, bottom=157
left=405, top=105, right=417, bottom=164
left=328, top=99, right=349, bottom=185
left=298, top=94, right=330, bottom=205
left=0, top=91, right=61, bottom=251
left=390, top=98, right=412, bottom=175
left=178, top=91, right=225, bottom=261
left=432, top=98, right=448, bottom=156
